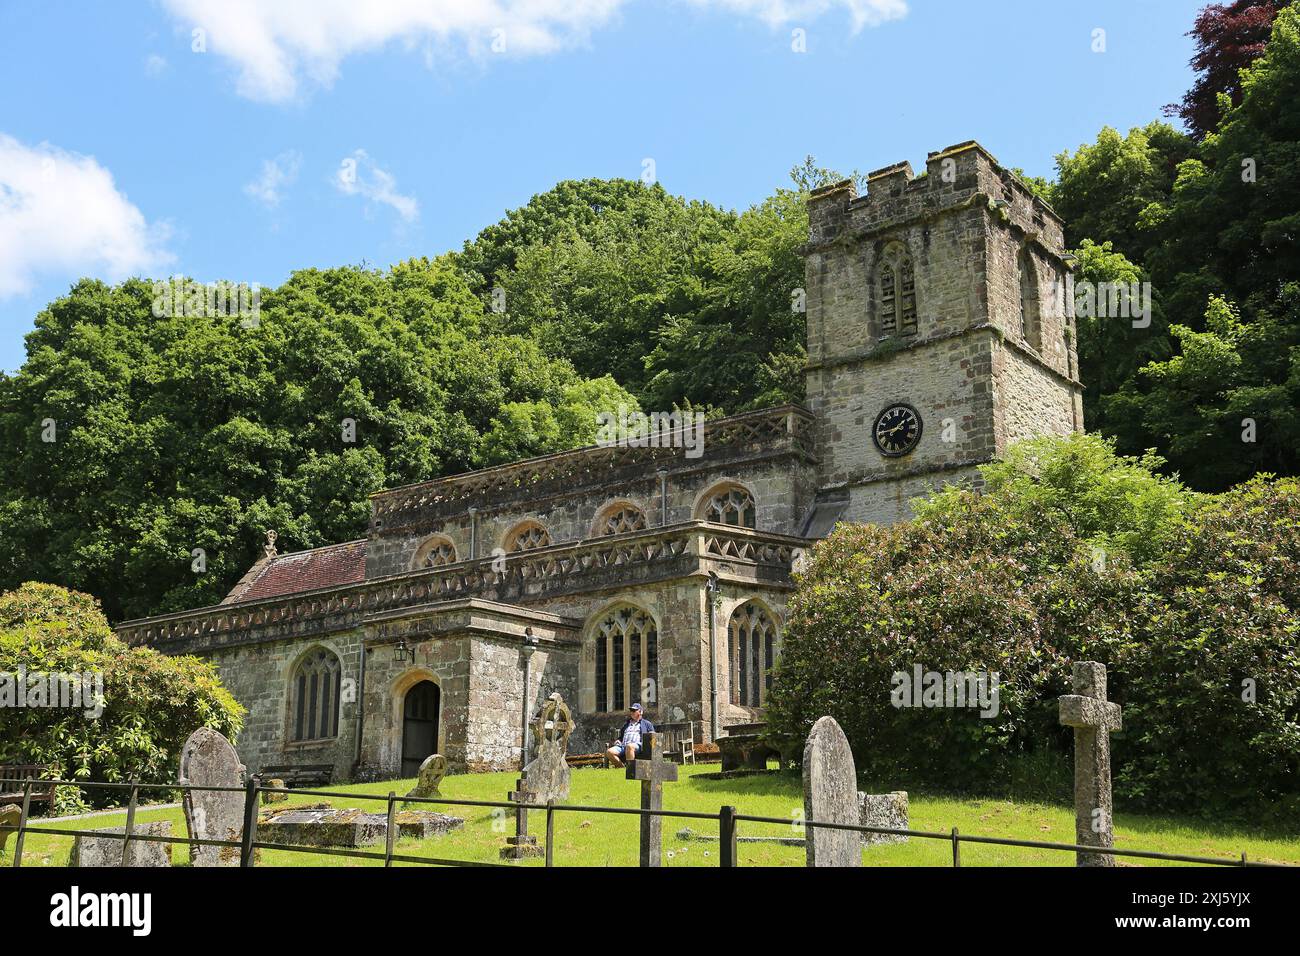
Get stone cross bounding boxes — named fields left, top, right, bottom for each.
left=1058, top=661, right=1122, bottom=867
left=500, top=777, right=543, bottom=860
left=626, top=732, right=678, bottom=867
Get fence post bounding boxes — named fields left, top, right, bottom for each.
left=545, top=800, right=555, bottom=868
left=951, top=827, right=961, bottom=867
left=10, top=779, right=33, bottom=868
left=121, top=781, right=139, bottom=866
left=719, top=805, right=738, bottom=867
left=239, top=775, right=259, bottom=867
left=384, top=791, right=397, bottom=867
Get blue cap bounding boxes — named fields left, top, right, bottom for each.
left=631, top=703, right=642, bottom=711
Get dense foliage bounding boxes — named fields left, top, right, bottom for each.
left=0, top=258, right=638, bottom=619
left=1050, top=3, right=1300, bottom=490
left=766, top=435, right=1300, bottom=820
left=0, top=583, right=243, bottom=809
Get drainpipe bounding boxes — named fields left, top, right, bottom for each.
left=468, top=507, right=478, bottom=560
left=656, top=468, right=669, bottom=526
left=706, top=571, right=720, bottom=741
left=353, top=639, right=368, bottom=777
left=520, top=628, right=539, bottom=770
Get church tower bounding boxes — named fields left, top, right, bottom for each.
left=801, top=141, right=1084, bottom=527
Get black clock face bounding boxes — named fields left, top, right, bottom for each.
left=872, top=403, right=922, bottom=457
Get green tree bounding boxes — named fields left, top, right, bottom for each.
left=0, top=582, right=244, bottom=809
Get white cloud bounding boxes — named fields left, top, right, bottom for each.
left=332, top=149, right=419, bottom=222
left=0, top=134, right=173, bottom=299
left=160, top=0, right=905, bottom=102
left=686, top=0, right=907, bottom=31
left=244, top=150, right=303, bottom=207
left=144, top=53, right=169, bottom=76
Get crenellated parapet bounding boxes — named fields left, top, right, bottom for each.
left=806, top=141, right=1067, bottom=262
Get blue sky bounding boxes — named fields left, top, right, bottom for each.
left=0, top=0, right=1204, bottom=372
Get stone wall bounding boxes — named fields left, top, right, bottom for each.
left=204, top=631, right=363, bottom=783
left=365, top=455, right=813, bottom=578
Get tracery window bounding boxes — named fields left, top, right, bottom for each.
left=877, top=243, right=918, bottom=337
left=1019, top=251, right=1042, bottom=351
left=290, top=648, right=342, bottom=742
left=413, top=535, right=457, bottom=568
left=597, top=505, right=648, bottom=536
left=592, top=606, right=658, bottom=713
left=698, top=484, right=756, bottom=529
left=507, top=521, right=551, bottom=552
left=728, top=603, right=778, bottom=707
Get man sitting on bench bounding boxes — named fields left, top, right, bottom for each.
left=606, top=703, right=655, bottom=768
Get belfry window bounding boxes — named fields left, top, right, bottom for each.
left=698, top=484, right=756, bottom=529
left=877, top=243, right=918, bottom=338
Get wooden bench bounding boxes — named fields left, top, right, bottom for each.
left=656, top=721, right=697, bottom=765
left=0, top=765, right=57, bottom=807
left=259, top=764, right=334, bottom=789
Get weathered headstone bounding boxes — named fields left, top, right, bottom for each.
left=523, top=692, right=572, bottom=803
left=859, top=791, right=909, bottom=846
left=259, top=803, right=463, bottom=848
left=627, top=732, right=678, bottom=867
left=179, top=727, right=246, bottom=867
left=1059, top=661, right=1122, bottom=867
left=69, top=821, right=173, bottom=867
left=802, top=716, right=860, bottom=867
left=0, top=803, right=21, bottom=853
left=261, top=778, right=289, bottom=805
left=402, top=754, right=448, bottom=807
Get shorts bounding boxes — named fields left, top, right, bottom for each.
left=610, top=742, right=639, bottom=758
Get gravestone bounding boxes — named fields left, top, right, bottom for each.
left=261, top=777, right=289, bottom=805
left=402, top=754, right=448, bottom=807
left=259, top=803, right=463, bottom=848
left=179, top=727, right=246, bottom=867
left=802, top=716, right=860, bottom=867
left=859, top=791, right=909, bottom=846
left=523, top=692, right=573, bottom=803
left=500, top=779, right=543, bottom=859
left=69, top=821, right=173, bottom=867
left=626, top=732, right=678, bottom=867
left=1059, top=661, right=1122, bottom=867
left=0, top=803, right=20, bottom=853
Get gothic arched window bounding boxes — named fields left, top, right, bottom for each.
left=506, top=521, right=551, bottom=552
left=413, top=535, right=457, bottom=569
left=596, top=503, right=648, bottom=536
left=877, top=243, right=918, bottom=338
left=1018, top=250, right=1042, bottom=351
left=591, top=606, right=658, bottom=713
left=697, top=484, right=756, bottom=529
left=728, top=602, right=779, bottom=706
left=290, top=648, right=342, bottom=742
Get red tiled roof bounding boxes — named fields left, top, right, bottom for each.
left=226, top=540, right=367, bottom=604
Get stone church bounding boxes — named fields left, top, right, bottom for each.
left=118, top=142, right=1082, bottom=780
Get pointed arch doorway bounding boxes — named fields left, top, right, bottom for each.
left=401, top=680, right=440, bottom=777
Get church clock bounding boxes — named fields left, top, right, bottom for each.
left=872, top=403, right=922, bottom=457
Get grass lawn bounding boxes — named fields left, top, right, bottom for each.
left=6, top=763, right=1297, bottom=867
